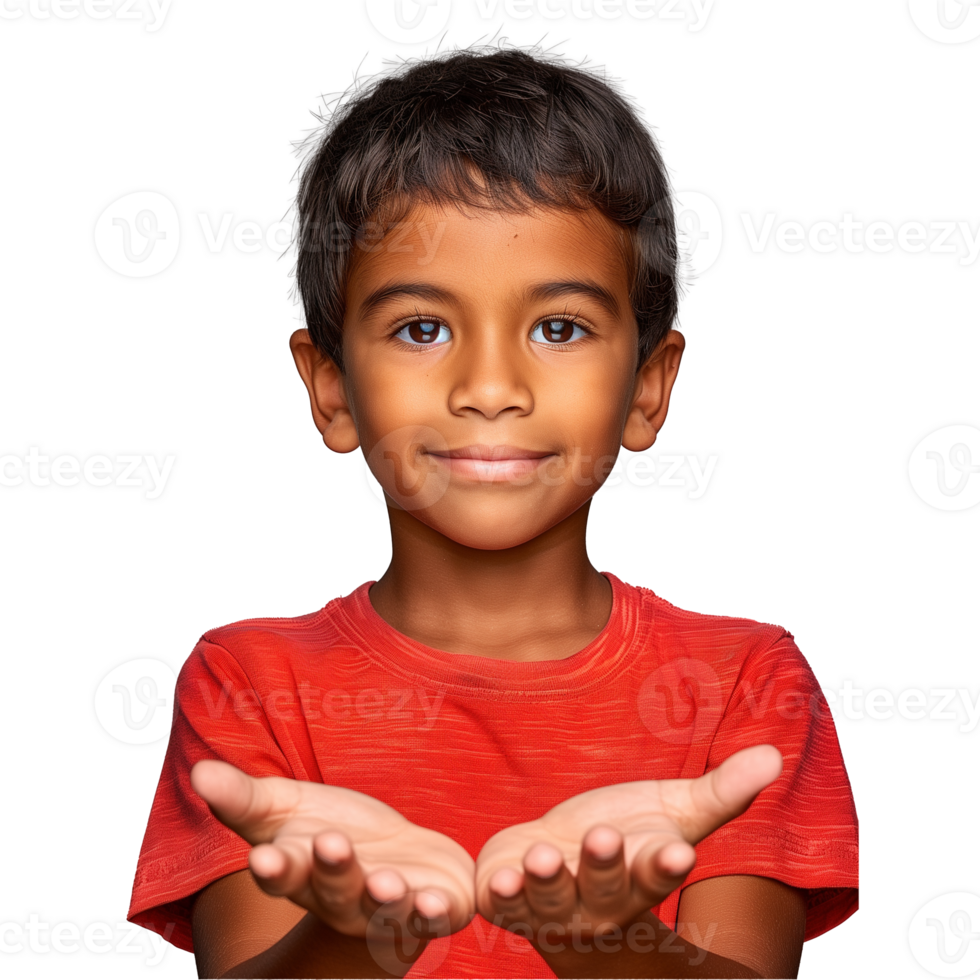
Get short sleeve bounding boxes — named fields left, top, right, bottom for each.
left=126, top=637, right=295, bottom=954
left=657, top=634, right=858, bottom=941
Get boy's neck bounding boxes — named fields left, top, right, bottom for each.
left=368, top=503, right=613, bottom=662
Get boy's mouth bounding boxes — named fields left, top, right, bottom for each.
left=427, top=445, right=557, bottom=482
left=439, top=445, right=553, bottom=461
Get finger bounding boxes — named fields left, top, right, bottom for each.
left=629, top=834, right=697, bottom=903
left=521, top=842, right=577, bottom=922
left=363, top=871, right=463, bottom=938
left=365, top=868, right=409, bottom=905
left=576, top=826, right=631, bottom=917
left=360, top=869, right=422, bottom=943
left=700, top=745, right=783, bottom=814
left=478, top=866, right=533, bottom=925
left=359, top=868, right=413, bottom=942
left=490, top=867, right=524, bottom=900
left=661, top=745, right=783, bottom=843
left=190, top=759, right=298, bottom=844
left=361, top=872, right=428, bottom=977
left=308, top=831, right=368, bottom=933
left=250, top=822, right=361, bottom=900
left=414, top=888, right=450, bottom=922
left=248, top=839, right=316, bottom=898
left=360, top=867, right=462, bottom=935
left=413, top=887, right=457, bottom=938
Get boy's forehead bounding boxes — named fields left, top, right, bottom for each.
left=346, top=201, right=632, bottom=309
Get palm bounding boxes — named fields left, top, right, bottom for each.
left=191, top=760, right=475, bottom=937
left=474, top=745, right=783, bottom=934
left=253, top=781, right=473, bottom=931
left=482, top=780, right=684, bottom=880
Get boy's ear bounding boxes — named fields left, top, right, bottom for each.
left=622, top=329, right=686, bottom=453
left=289, top=329, right=360, bottom=453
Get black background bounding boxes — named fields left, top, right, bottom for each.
left=0, top=0, right=980, bottom=977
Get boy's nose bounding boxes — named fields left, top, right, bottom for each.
left=446, top=336, right=533, bottom=420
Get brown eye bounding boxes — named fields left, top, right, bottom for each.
left=396, top=320, right=450, bottom=346
left=531, top=319, right=586, bottom=344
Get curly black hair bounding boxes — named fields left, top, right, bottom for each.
left=276, top=24, right=695, bottom=371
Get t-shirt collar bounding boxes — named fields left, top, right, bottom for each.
left=331, top=571, right=642, bottom=699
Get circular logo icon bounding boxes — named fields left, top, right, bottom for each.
left=637, top=658, right=725, bottom=745
left=908, top=425, right=980, bottom=512
left=94, top=191, right=180, bottom=278
left=365, top=0, right=452, bottom=44
left=365, top=425, right=451, bottom=512
left=640, top=191, right=721, bottom=277
left=365, top=900, right=452, bottom=976
left=94, top=658, right=177, bottom=744
left=909, top=0, right=980, bottom=44
left=909, top=892, right=980, bottom=977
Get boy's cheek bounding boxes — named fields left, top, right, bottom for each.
left=364, top=424, right=453, bottom=514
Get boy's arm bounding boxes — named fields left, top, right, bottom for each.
left=187, top=759, right=476, bottom=979
left=531, top=874, right=805, bottom=979
left=675, top=875, right=806, bottom=976
left=191, top=869, right=407, bottom=978
left=475, top=745, right=799, bottom=978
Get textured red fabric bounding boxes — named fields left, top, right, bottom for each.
left=128, top=573, right=858, bottom=976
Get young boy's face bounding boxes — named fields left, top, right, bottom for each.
left=293, top=201, right=683, bottom=551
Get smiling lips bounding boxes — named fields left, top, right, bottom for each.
left=427, top=445, right=557, bottom=482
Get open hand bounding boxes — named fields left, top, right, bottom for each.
left=190, top=760, right=475, bottom=963
left=474, top=745, right=783, bottom=943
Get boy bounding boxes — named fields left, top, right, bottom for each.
left=127, top=46, right=858, bottom=978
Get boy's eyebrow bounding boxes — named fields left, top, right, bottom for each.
left=524, top=280, right=623, bottom=319
left=357, top=282, right=453, bottom=319
left=356, top=279, right=623, bottom=319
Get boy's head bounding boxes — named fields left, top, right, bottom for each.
left=279, top=25, right=694, bottom=372
left=290, top=46, right=685, bottom=551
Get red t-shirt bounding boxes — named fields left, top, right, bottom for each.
left=128, top=573, right=858, bottom=977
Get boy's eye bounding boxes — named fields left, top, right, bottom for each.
left=530, top=319, right=587, bottom=344
left=395, top=320, right=451, bottom=346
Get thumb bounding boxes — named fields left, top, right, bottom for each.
left=190, top=759, right=296, bottom=844
left=705, top=744, right=783, bottom=813
left=666, top=744, right=784, bottom=844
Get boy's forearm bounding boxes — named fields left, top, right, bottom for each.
left=531, top=912, right=762, bottom=980
left=213, top=912, right=409, bottom=980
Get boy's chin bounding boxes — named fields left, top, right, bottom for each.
left=441, top=529, right=549, bottom=552
left=400, top=502, right=586, bottom=552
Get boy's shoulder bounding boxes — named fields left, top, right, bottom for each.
left=626, top=577, right=799, bottom=665
left=180, top=590, right=359, bottom=682
left=624, top=582, right=795, bottom=645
